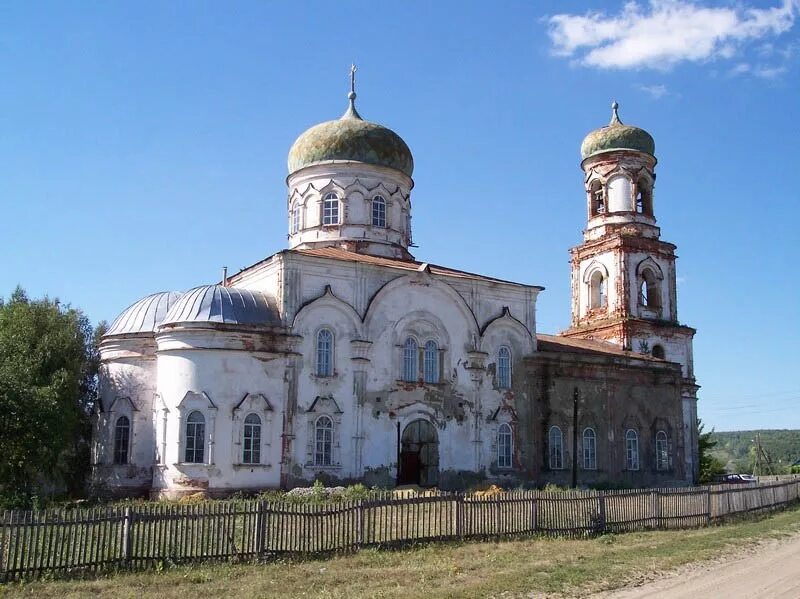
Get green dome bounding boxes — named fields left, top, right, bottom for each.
left=581, top=102, right=655, bottom=160
left=288, top=96, right=414, bottom=177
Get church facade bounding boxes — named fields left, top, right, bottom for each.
left=91, top=77, right=699, bottom=498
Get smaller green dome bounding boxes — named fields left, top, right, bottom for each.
left=581, top=102, right=655, bottom=160
left=288, top=92, right=413, bottom=177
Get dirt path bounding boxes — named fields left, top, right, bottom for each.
left=601, top=533, right=800, bottom=598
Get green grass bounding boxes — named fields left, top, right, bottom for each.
left=5, top=505, right=800, bottom=599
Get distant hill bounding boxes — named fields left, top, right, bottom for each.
left=710, top=430, right=800, bottom=474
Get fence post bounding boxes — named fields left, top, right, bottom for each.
left=598, top=492, right=606, bottom=534
left=651, top=491, right=660, bottom=529
left=356, top=501, right=364, bottom=548
left=122, top=507, right=133, bottom=565
left=254, top=501, right=266, bottom=556
left=705, top=486, right=712, bottom=524
left=0, top=511, right=6, bottom=583
left=455, top=495, right=463, bottom=539
left=530, top=496, right=537, bottom=533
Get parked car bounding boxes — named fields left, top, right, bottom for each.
left=714, top=473, right=757, bottom=484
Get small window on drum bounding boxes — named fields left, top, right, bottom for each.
left=322, top=193, right=340, bottom=225
left=372, top=196, right=386, bottom=228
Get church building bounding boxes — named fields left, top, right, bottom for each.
left=92, top=72, right=699, bottom=498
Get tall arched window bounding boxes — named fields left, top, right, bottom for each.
left=590, top=180, right=604, bottom=215
left=625, top=429, right=639, bottom=471
left=322, top=193, right=339, bottom=225
left=583, top=427, right=597, bottom=470
left=497, top=347, right=512, bottom=389
left=184, top=411, right=205, bottom=464
left=498, top=423, right=513, bottom=469
left=423, top=340, right=439, bottom=384
left=291, top=205, right=301, bottom=234
left=113, top=416, right=130, bottom=465
left=242, top=413, right=262, bottom=465
left=589, top=270, right=607, bottom=309
left=636, top=178, right=652, bottom=215
left=549, top=426, right=563, bottom=470
left=315, top=416, right=333, bottom=466
left=403, top=337, right=418, bottom=382
left=639, top=269, right=661, bottom=309
left=652, top=344, right=666, bottom=359
left=372, top=196, right=386, bottom=228
left=656, top=430, right=669, bottom=471
left=316, top=328, right=333, bottom=376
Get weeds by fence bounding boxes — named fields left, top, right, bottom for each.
left=1, top=479, right=799, bottom=582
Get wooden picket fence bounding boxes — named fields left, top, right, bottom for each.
left=1, top=478, right=799, bottom=582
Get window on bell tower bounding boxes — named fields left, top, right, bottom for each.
left=639, top=269, right=661, bottom=309
left=589, top=180, right=604, bottom=215
left=589, top=270, right=607, bottom=309
left=636, top=178, right=652, bottom=215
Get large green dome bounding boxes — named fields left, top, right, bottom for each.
left=581, top=102, right=655, bottom=160
left=288, top=94, right=414, bottom=177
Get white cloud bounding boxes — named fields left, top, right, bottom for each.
left=546, top=0, right=800, bottom=70
left=637, top=83, right=669, bottom=98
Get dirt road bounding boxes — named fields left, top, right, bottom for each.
left=602, top=534, right=800, bottom=598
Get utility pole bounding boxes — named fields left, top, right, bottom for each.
left=572, top=387, right=579, bottom=489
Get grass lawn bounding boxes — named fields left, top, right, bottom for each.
left=5, top=505, right=800, bottom=599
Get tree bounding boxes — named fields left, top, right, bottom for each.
left=697, top=419, right=726, bottom=484
left=0, top=287, right=100, bottom=507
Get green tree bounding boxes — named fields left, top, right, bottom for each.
left=698, top=419, right=726, bottom=483
left=0, top=287, right=100, bottom=507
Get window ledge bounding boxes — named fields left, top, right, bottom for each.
left=232, top=463, right=273, bottom=470
left=174, top=462, right=215, bottom=469
left=304, top=464, right=342, bottom=471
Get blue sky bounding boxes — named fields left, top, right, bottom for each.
left=0, top=1, right=798, bottom=432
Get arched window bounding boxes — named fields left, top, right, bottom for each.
left=640, top=270, right=661, bottom=309
left=314, top=416, right=333, bottom=466
left=656, top=430, right=669, bottom=471
left=184, top=411, right=205, bottom=464
left=549, top=426, right=563, bottom=470
left=590, top=180, right=604, bottom=215
left=403, top=337, right=418, bottom=382
left=625, top=429, right=639, bottom=471
left=497, top=347, right=512, bottom=389
left=113, top=416, right=130, bottom=465
left=316, top=328, right=333, bottom=377
left=290, top=205, right=301, bottom=234
left=583, top=427, right=597, bottom=470
left=652, top=344, right=665, bottom=359
left=498, top=423, right=513, bottom=469
left=423, top=340, right=439, bottom=384
left=242, top=414, right=262, bottom=465
left=322, top=193, right=339, bottom=225
left=589, top=270, right=607, bottom=309
left=372, top=196, right=386, bottom=228
left=636, top=178, right=652, bottom=215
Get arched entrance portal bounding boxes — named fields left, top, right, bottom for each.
left=399, top=419, right=439, bottom=487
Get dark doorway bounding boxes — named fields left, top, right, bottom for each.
left=398, top=419, right=439, bottom=486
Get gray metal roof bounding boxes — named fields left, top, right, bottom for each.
left=106, top=291, right=183, bottom=336
left=161, top=285, right=280, bottom=327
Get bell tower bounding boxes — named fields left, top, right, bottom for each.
left=562, top=102, right=699, bottom=482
